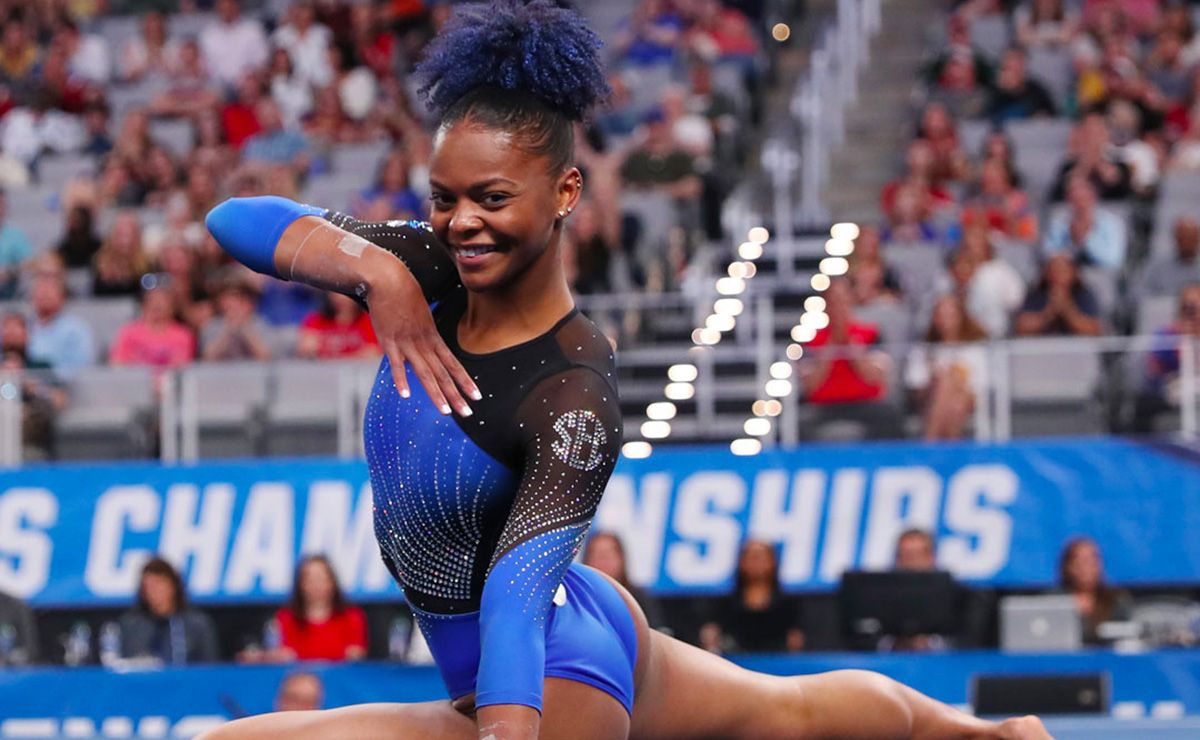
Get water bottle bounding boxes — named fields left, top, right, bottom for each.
left=263, top=618, right=282, bottom=652
left=64, top=622, right=92, bottom=667
left=0, top=622, right=15, bottom=665
left=388, top=617, right=411, bottom=661
left=99, top=622, right=121, bottom=667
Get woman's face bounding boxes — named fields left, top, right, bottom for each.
left=299, top=560, right=335, bottom=609
left=111, top=214, right=139, bottom=250
left=980, top=160, right=1009, bottom=194
left=429, top=121, right=578, bottom=293
left=1065, top=541, right=1102, bottom=591
left=738, top=542, right=775, bottom=582
left=932, top=296, right=961, bottom=338
left=584, top=536, right=624, bottom=581
left=142, top=572, right=177, bottom=617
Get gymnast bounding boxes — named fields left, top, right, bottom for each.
left=201, top=2, right=1049, bottom=738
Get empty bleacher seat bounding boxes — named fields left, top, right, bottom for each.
left=263, top=360, right=346, bottom=456
left=883, top=242, right=945, bottom=298
left=180, top=362, right=270, bottom=458
left=330, top=141, right=391, bottom=178
left=1009, top=339, right=1104, bottom=435
left=1135, top=295, right=1177, bottom=337
left=56, top=365, right=156, bottom=459
left=970, top=15, right=1012, bottom=63
left=71, top=297, right=138, bottom=359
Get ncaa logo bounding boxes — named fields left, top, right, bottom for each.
left=551, top=410, right=607, bottom=471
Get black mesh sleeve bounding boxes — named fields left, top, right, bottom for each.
left=324, top=212, right=460, bottom=304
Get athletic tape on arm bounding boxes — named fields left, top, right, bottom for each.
left=205, top=196, right=326, bottom=278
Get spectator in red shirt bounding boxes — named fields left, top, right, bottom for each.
left=297, top=292, right=380, bottom=359
left=221, top=72, right=265, bottom=149
left=800, top=278, right=889, bottom=404
left=270, top=554, right=367, bottom=663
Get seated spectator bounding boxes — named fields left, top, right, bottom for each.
left=2, top=343, right=66, bottom=460
left=1057, top=536, right=1132, bottom=645
left=243, top=99, right=311, bottom=176
left=847, top=225, right=903, bottom=307
left=272, top=1, right=334, bottom=89
left=1014, top=254, right=1103, bottom=336
left=1041, top=175, right=1127, bottom=270
left=986, top=47, right=1057, bottom=123
left=28, top=275, right=95, bottom=377
left=199, top=0, right=269, bottom=89
left=619, top=110, right=702, bottom=202
left=56, top=204, right=102, bottom=269
left=119, top=556, right=219, bottom=664
left=109, top=285, right=196, bottom=373
left=916, top=102, right=970, bottom=184
left=268, top=47, right=312, bottom=130
left=612, top=0, right=684, bottom=67
left=148, top=38, right=219, bottom=119
left=880, top=139, right=956, bottom=223
left=1161, top=2, right=1200, bottom=67
left=297, top=292, right=379, bottom=359
left=958, top=225, right=1026, bottom=338
left=1107, top=99, right=1160, bottom=196
left=1168, top=100, right=1200, bottom=171
left=699, top=540, right=803, bottom=654
left=961, top=159, right=1038, bottom=241
left=256, top=555, right=367, bottom=663
left=564, top=199, right=618, bottom=296
left=275, top=672, right=324, bottom=712
left=582, top=532, right=665, bottom=631
left=0, top=18, right=42, bottom=104
left=92, top=211, right=149, bottom=296
left=881, top=182, right=942, bottom=245
left=1137, top=217, right=1200, bottom=299
left=0, top=586, right=37, bottom=664
left=222, top=72, right=265, bottom=150
left=800, top=278, right=890, bottom=405
left=1015, top=0, right=1080, bottom=49
left=0, top=189, right=32, bottom=297
left=351, top=149, right=423, bottom=221
left=1049, top=113, right=1133, bottom=201
left=1134, top=283, right=1200, bottom=430
left=595, top=73, right=641, bottom=139
left=56, top=19, right=110, bottom=87
left=81, top=101, right=113, bottom=157
left=117, top=11, right=180, bottom=83
left=202, top=278, right=271, bottom=362
left=158, top=238, right=213, bottom=332
left=906, top=295, right=988, bottom=440
left=928, top=50, right=990, bottom=120
left=1145, top=29, right=1194, bottom=104
left=683, top=0, right=759, bottom=62
left=924, top=14, right=993, bottom=89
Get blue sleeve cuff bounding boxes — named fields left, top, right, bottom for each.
left=473, top=690, right=544, bottom=712
left=205, top=196, right=326, bottom=278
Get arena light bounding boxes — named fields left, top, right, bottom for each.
left=764, top=399, right=783, bottom=417
left=806, top=311, right=830, bottom=330
left=706, top=313, right=736, bottom=332
left=791, top=324, right=816, bottom=343
left=751, top=399, right=769, bottom=417
left=664, top=382, right=695, bottom=401
left=641, top=420, right=671, bottom=439
left=811, top=274, right=831, bottom=291
left=748, top=226, right=770, bottom=244
left=830, top=222, right=860, bottom=241
left=716, top=277, right=746, bottom=295
left=765, top=379, right=793, bottom=398
left=824, top=238, right=854, bottom=257
left=622, top=441, right=653, bottom=459
left=738, top=241, right=764, bottom=260
left=742, top=262, right=758, bottom=278
left=770, top=361, right=793, bottom=379
left=646, top=401, right=677, bottom=421
left=804, top=296, right=826, bottom=313
left=744, top=417, right=772, bottom=437
left=727, top=262, right=748, bottom=279
left=771, top=23, right=791, bottom=42
left=714, top=298, right=744, bottom=316
left=667, top=363, right=698, bottom=382
left=786, top=343, right=804, bottom=360
left=819, top=257, right=849, bottom=276
left=691, top=328, right=705, bottom=345
left=698, top=327, right=722, bottom=344
left=730, top=437, right=763, bottom=456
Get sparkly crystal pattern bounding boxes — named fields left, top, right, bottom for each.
left=550, top=409, right=607, bottom=471
left=325, top=211, right=460, bottom=304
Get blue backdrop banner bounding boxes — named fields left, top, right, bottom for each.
left=1, top=437, right=1198, bottom=606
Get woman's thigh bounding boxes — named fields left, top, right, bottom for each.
left=541, top=677, right=631, bottom=739
left=196, top=701, right=475, bottom=740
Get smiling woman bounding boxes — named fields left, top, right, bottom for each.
left=202, top=1, right=1050, bottom=739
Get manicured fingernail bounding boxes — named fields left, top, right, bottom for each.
left=471, top=389, right=482, bottom=401
left=440, top=404, right=451, bottom=415
left=400, top=388, right=410, bottom=398
left=461, top=405, right=473, bottom=417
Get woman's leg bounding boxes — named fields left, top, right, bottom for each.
left=195, top=701, right=475, bottom=740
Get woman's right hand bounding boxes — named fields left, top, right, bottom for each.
left=993, top=715, right=1053, bottom=739
left=366, top=260, right=480, bottom=416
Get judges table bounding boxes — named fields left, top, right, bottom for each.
left=2, top=649, right=1200, bottom=738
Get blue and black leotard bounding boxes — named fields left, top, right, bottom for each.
left=207, top=198, right=636, bottom=714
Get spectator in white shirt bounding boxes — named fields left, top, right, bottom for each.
left=271, top=1, right=333, bottom=89
left=200, top=0, right=269, bottom=89
left=56, top=19, right=111, bottom=85
left=1042, top=174, right=1127, bottom=271
left=118, top=12, right=181, bottom=83
left=959, top=224, right=1026, bottom=338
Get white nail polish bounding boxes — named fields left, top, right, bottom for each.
left=471, top=389, right=483, bottom=401
left=461, top=406, right=474, bottom=417
left=440, top=404, right=451, bottom=415
left=400, top=388, right=410, bottom=398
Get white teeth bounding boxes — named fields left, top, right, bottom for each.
left=460, top=247, right=494, bottom=258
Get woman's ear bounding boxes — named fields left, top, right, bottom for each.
left=555, top=167, right=583, bottom=220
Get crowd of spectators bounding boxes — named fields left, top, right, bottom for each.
left=797, top=0, right=1200, bottom=440
left=0, top=0, right=770, bottom=459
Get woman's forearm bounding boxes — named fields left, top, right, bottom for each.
left=475, top=705, right=539, bottom=740
left=274, top=216, right=413, bottom=301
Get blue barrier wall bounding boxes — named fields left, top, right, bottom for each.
left=1, top=437, right=1199, bottom=606
left=2, top=650, right=1199, bottom=736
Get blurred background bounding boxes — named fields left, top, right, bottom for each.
left=0, top=0, right=1199, bottom=737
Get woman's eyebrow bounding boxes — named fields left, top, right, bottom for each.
left=429, top=177, right=520, bottom=191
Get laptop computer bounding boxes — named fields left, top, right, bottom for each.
left=1000, top=595, right=1082, bottom=652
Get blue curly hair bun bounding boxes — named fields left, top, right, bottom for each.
left=417, top=0, right=609, bottom=122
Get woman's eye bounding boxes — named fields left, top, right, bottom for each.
left=483, top=193, right=510, bottom=206
left=429, top=193, right=452, bottom=208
